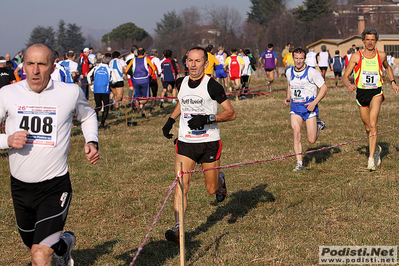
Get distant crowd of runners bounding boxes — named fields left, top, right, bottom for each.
left=0, top=26, right=397, bottom=265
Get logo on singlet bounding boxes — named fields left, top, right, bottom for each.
left=181, top=95, right=204, bottom=107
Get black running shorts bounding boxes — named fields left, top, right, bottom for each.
left=11, top=173, right=72, bottom=248
left=176, top=140, right=222, bottom=164
left=334, top=71, right=342, bottom=77
left=241, top=76, right=250, bottom=83
left=356, top=87, right=384, bottom=107
left=110, top=81, right=124, bottom=88
left=162, top=81, right=175, bottom=90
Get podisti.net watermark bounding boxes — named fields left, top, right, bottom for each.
left=319, top=246, right=397, bottom=264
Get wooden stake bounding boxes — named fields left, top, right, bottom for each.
left=178, top=162, right=186, bottom=266
left=124, top=98, right=128, bottom=127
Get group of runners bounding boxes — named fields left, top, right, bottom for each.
left=160, top=27, right=398, bottom=246
left=0, top=26, right=397, bottom=265
left=286, top=28, right=398, bottom=172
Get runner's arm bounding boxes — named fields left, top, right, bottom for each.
left=216, top=100, right=236, bottom=122
left=84, top=142, right=99, bottom=164
left=7, top=130, right=29, bottom=149
left=285, top=83, right=291, bottom=106
left=342, top=52, right=359, bottom=92
left=169, top=101, right=181, bottom=120
left=305, top=84, right=328, bottom=112
left=381, top=52, right=399, bottom=93
left=87, top=68, right=95, bottom=84
left=258, top=57, right=263, bottom=68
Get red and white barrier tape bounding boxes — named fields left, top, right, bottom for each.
left=129, top=125, right=399, bottom=264
left=184, top=126, right=399, bottom=175
left=130, top=176, right=179, bottom=266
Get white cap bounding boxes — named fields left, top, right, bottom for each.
left=83, top=47, right=90, bottom=53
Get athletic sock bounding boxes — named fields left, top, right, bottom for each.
left=51, top=238, right=67, bottom=256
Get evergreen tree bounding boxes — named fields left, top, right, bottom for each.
left=65, top=23, right=86, bottom=54
left=26, top=26, right=56, bottom=48
left=155, top=11, right=183, bottom=40
left=101, top=22, right=150, bottom=49
left=295, top=0, right=333, bottom=24
left=294, top=0, right=335, bottom=43
left=55, top=20, right=67, bottom=55
left=154, top=10, right=184, bottom=60
left=247, top=0, right=285, bottom=26
left=26, top=20, right=86, bottom=55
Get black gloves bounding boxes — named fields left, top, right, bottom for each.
left=188, top=115, right=210, bottom=130
left=162, top=117, right=175, bottom=139
left=164, top=115, right=213, bottom=138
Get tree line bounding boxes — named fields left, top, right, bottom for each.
left=27, top=20, right=85, bottom=56
left=26, top=0, right=397, bottom=65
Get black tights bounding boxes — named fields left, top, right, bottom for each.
left=94, top=93, right=110, bottom=125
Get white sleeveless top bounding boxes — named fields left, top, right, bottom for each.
left=178, top=75, right=220, bottom=143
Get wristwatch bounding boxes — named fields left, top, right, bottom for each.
left=87, top=141, right=99, bottom=151
left=208, top=114, right=216, bottom=123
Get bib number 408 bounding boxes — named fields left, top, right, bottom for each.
left=19, top=116, right=53, bottom=134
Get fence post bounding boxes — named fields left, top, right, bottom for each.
left=178, top=162, right=186, bottom=266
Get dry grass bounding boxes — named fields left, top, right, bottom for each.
left=1, top=75, right=398, bottom=265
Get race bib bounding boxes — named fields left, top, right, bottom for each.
left=183, top=113, right=210, bottom=139
left=361, top=70, right=379, bottom=89
left=16, top=105, right=58, bottom=147
left=291, top=87, right=306, bottom=102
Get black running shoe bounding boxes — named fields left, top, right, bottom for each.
left=165, top=227, right=179, bottom=244
left=216, top=172, right=227, bottom=202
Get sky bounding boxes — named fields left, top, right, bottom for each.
left=1, top=0, right=303, bottom=57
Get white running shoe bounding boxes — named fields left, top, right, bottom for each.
left=367, top=157, right=376, bottom=171
left=374, top=145, right=382, bottom=167
left=293, top=163, right=303, bottom=172
left=317, top=118, right=326, bottom=131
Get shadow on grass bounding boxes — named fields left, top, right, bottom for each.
left=73, top=240, right=118, bottom=265
left=303, top=145, right=341, bottom=167
left=356, top=141, right=390, bottom=159
left=118, top=184, right=275, bottom=265
left=151, top=104, right=176, bottom=117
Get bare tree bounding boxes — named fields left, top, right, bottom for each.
left=178, top=7, right=203, bottom=53
left=203, top=5, right=244, bottom=49
left=241, top=21, right=265, bottom=56
left=154, top=7, right=203, bottom=64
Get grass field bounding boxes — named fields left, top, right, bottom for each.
left=1, top=74, right=398, bottom=265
